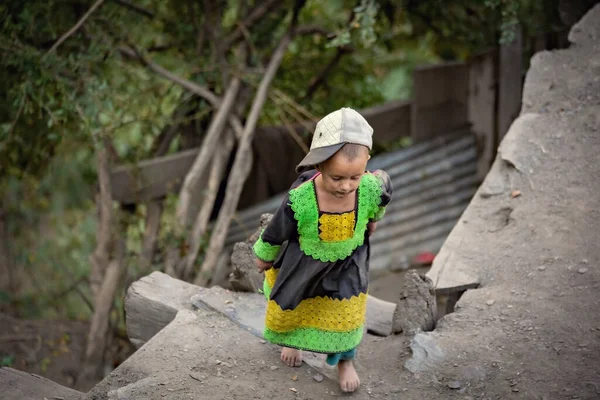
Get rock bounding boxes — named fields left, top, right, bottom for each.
left=447, top=381, right=462, bottom=390
left=486, top=300, right=495, bottom=306
left=270, top=366, right=279, bottom=371
left=313, top=374, right=324, bottom=383
left=229, top=214, right=274, bottom=293
left=538, top=266, right=546, bottom=271
left=392, top=270, right=437, bottom=335
left=107, top=377, right=164, bottom=400
left=578, top=268, right=588, bottom=274
left=404, top=332, right=444, bottom=373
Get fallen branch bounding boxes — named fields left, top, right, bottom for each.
left=46, top=0, right=106, bottom=55
left=195, top=2, right=302, bottom=285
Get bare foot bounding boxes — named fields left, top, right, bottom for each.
left=280, top=347, right=302, bottom=367
left=338, top=360, right=360, bottom=393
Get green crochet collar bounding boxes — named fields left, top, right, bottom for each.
left=288, top=172, right=382, bottom=262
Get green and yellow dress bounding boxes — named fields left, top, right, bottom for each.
left=252, top=169, right=392, bottom=364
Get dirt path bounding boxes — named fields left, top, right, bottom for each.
left=420, top=5, right=600, bottom=399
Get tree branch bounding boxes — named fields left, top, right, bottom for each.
left=176, top=77, right=241, bottom=224
left=164, top=77, right=241, bottom=277
left=182, top=130, right=234, bottom=280
left=119, top=45, right=244, bottom=139
left=120, top=46, right=220, bottom=105
left=224, top=0, right=281, bottom=49
left=296, top=24, right=333, bottom=37
left=110, top=0, right=155, bottom=18
left=302, top=47, right=350, bottom=101
left=46, top=0, right=106, bottom=55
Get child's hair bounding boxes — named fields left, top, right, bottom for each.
left=338, top=143, right=370, bottom=161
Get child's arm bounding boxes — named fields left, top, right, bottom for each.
left=367, top=221, right=377, bottom=236
left=370, top=169, right=393, bottom=224
left=253, top=195, right=296, bottom=272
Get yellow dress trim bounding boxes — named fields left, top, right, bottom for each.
left=265, top=292, right=367, bottom=333
left=265, top=268, right=278, bottom=289
left=318, top=211, right=355, bottom=242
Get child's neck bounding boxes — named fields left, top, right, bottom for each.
left=314, top=175, right=357, bottom=213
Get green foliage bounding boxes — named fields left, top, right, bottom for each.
left=1, top=355, right=15, bottom=367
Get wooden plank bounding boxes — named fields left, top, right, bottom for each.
left=124, top=271, right=202, bottom=348
left=497, top=26, right=523, bottom=144
left=109, top=147, right=204, bottom=204
left=124, top=272, right=397, bottom=350
left=468, top=51, right=497, bottom=180
left=109, top=102, right=413, bottom=205
left=361, top=100, right=412, bottom=143
left=0, top=367, right=83, bottom=400
left=411, top=62, right=469, bottom=142
left=366, top=295, right=396, bottom=336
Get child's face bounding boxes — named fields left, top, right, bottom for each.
left=319, top=151, right=370, bottom=199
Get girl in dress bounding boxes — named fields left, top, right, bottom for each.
left=253, top=107, right=392, bottom=393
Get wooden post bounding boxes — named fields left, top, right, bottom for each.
left=468, top=51, right=497, bottom=181
left=411, top=62, right=469, bottom=142
left=497, top=26, right=523, bottom=146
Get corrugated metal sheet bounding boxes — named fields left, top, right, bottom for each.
left=223, top=131, right=478, bottom=274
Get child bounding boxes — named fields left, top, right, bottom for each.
left=253, top=107, right=392, bottom=393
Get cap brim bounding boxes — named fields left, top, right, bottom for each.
left=295, top=143, right=344, bottom=173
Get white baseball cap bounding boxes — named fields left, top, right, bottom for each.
left=296, top=107, right=373, bottom=172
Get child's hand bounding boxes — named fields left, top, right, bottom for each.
left=367, top=221, right=377, bottom=236
left=255, top=258, right=272, bottom=273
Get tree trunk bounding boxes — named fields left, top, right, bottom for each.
left=90, top=136, right=114, bottom=299
left=0, top=207, right=15, bottom=295
left=138, top=200, right=162, bottom=273
left=80, top=239, right=125, bottom=381
left=195, top=32, right=293, bottom=286
left=81, top=136, right=123, bottom=382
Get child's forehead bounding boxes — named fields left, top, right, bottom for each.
left=322, top=151, right=369, bottom=173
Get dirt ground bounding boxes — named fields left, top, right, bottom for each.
left=0, top=269, right=412, bottom=395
